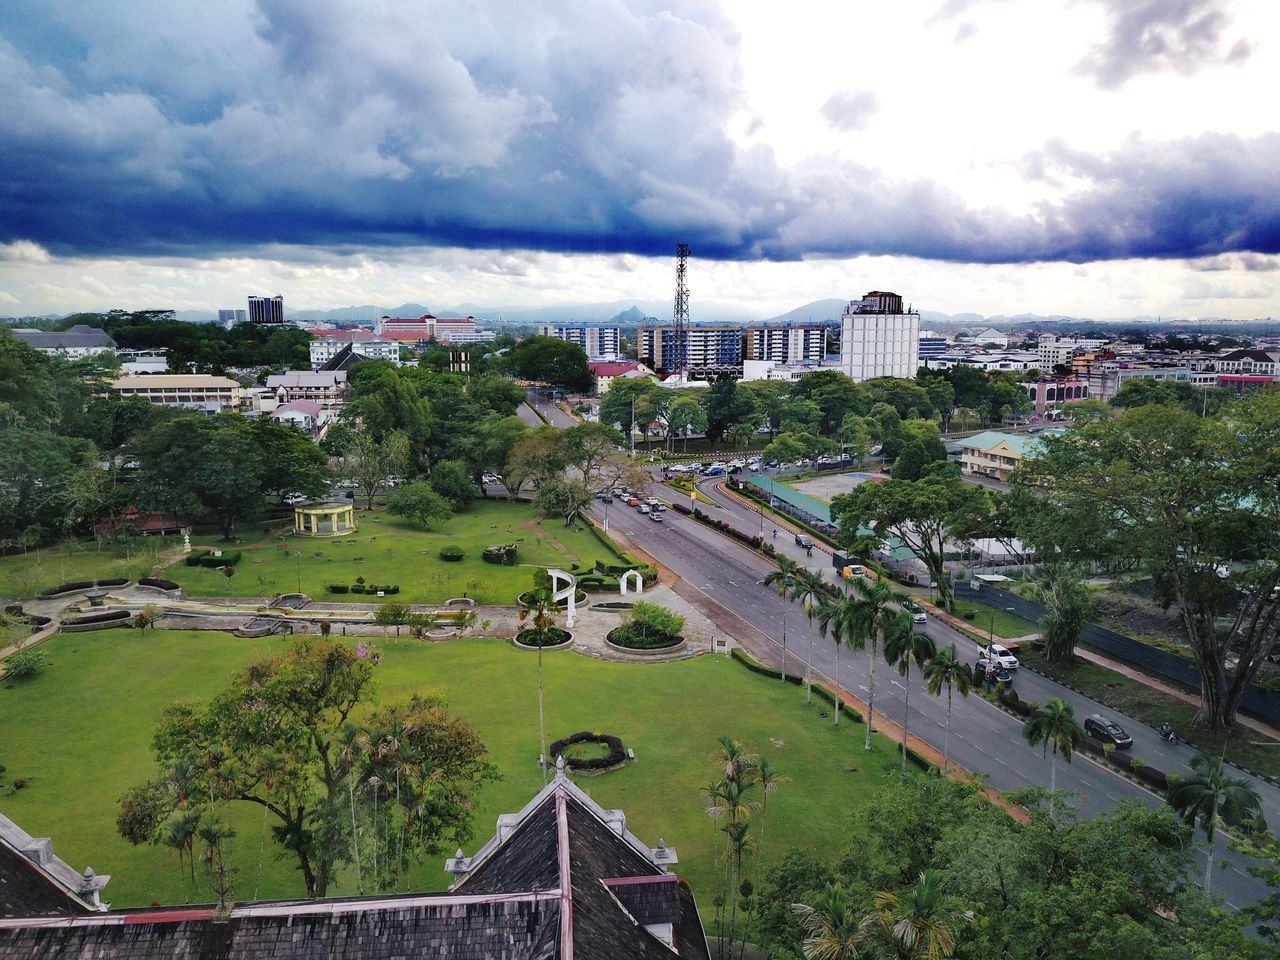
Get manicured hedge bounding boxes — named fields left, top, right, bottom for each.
left=138, top=577, right=180, bottom=591
left=607, top=625, right=683, bottom=650
left=515, top=627, right=572, bottom=648
left=483, top=543, right=518, bottom=565
left=189, top=551, right=241, bottom=568
left=439, top=545, right=465, bottom=562
left=548, top=731, right=626, bottom=772
left=63, top=609, right=133, bottom=626
left=329, top=584, right=350, bottom=594
left=998, top=687, right=1033, bottom=716
left=349, top=583, right=399, bottom=595
left=38, top=578, right=130, bottom=598
left=728, top=649, right=862, bottom=722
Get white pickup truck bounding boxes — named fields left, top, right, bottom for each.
left=978, top=642, right=1019, bottom=670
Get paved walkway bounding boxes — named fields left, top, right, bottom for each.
left=919, top=600, right=1280, bottom=743
left=1, top=579, right=717, bottom=668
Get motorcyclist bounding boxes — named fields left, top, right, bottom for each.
left=1159, top=722, right=1173, bottom=741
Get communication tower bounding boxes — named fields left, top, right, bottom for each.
left=672, top=242, right=690, bottom=374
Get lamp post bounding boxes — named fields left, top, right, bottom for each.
left=989, top=607, right=996, bottom=647
left=294, top=550, right=302, bottom=595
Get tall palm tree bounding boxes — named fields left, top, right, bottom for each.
left=789, top=569, right=827, bottom=703
left=849, top=577, right=908, bottom=751
left=1020, top=697, right=1086, bottom=819
left=883, top=612, right=937, bottom=774
left=817, top=591, right=861, bottom=726
left=338, top=723, right=369, bottom=893
left=519, top=592, right=559, bottom=784
left=792, top=884, right=861, bottom=960
left=1167, top=750, right=1264, bottom=894
left=861, top=870, right=964, bottom=960
left=923, top=645, right=972, bottom=772
left=763, top=556, right=800, bottom=680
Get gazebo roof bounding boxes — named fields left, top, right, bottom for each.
left=293, top=500, right=354, bottom=512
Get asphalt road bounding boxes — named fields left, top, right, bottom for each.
left=525, top=390, right=579, bottom=429
left=587, top=480, right=1273, bottom=910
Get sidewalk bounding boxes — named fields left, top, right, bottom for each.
left=920, top=598, right=1280, bottom=744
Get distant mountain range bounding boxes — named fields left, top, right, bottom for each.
left=51, top=301, right=1271, bottom=331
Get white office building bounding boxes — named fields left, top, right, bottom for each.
left=537, top=324, right=620, bottom=359
left=309, top=330, right=402, bottom=368
left=1037, top=334, right=1107, bottom=371
left=837, top=291, right=920, bottom=381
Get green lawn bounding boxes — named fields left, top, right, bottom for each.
left=0, top=537, right=182, bottom=603
left=167, top=500, right=620, bottom=605
left=950, top=598, right=1040, bottom=640
left=0, top=629, right=902, bottom=908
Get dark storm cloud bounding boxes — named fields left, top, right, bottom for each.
left=1077, top=0, right=1253, bottom=88
left=0, top=0, right=1276, bottom=267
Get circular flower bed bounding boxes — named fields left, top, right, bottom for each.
left=513, top=627, right=572, bottom=649
left=548, top=731, right=627, bottom=773
left=606, top=624, right=684, bottom=651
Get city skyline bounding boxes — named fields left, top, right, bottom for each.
left=2, top=1, right=1278, bottom=318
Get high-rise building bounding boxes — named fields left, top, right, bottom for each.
left=247, top=295, right=284, bottom=324
left=744, top=324, right=828, bottom=364
left=837, top=291, right=920, bottom=381
left=218, top=309, right=247, bottom=329
left=637, top=325, right=743, bottom=377
left=537, top=324, right=620, bottom=359
left=1037, top=334, right=1107, bottom=371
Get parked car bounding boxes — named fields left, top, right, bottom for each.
left=1084, top=714, right=1133, bottom=748
left=627, top=497, right=641, bottom=507
left=976, top=657, right=1014, bottom=685
left=637, top=504, right=650, bottom=514
left=980, top=643, right=1019, bottom=670
left=649, top=511, right=664, bottom=522
left=850, top=564, right=865, bottom=576
left=481, top=473, right=502, bottom=484
left=794, top=534, right=814, bottom=548
left=284, top=492, right=307, bottom=505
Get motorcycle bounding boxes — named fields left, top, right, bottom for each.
left=1159, top=725, right=1178, bottom=745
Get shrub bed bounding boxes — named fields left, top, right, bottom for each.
left=37, top=578, right=130, bottom=599
left=690, top=507, right=769, bottom=552
left=997, top=686, right=1033, bottom=716
left=187, top=551, right=242, bottom=568
left=548, top=731, right=627, bottom=772
left=483, top=543, right=519, bottom=565
left=607, top=601, right=685, bottom=650
left=514, top=627, right=572, bottom=648
left=328, top=584, right=350, bottom=594
left=62, top=609, right=133, bottom=626
left=138, top=577, right=180, bottom=591
left=439, top=545, right=465, bottom=562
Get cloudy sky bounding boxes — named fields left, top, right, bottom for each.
left=2, top=0, right=1278, bottom=319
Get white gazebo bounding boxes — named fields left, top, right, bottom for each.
left=293, top=501, right=357, bottom=537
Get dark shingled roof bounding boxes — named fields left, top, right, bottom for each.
left=0, top=843, right=91, bottom=921
left=0, top=764, right=709, bottom=959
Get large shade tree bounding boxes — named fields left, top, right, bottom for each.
left=117, top=640, right=494, bottom=898
left=832, top=468, right=988, bottom=613
left=1012, top=395, right=1280, bottom=730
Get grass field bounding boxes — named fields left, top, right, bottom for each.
left=950, top=598, right=1040, bottom=640
left=0, top=537, right=182, bottom=603
left=168, top=500, right=620, bottom=605
left=0, top=629, right=903, bottom=908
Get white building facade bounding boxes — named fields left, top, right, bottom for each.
left=537, top=324, right=620, bottom=359
left=309, top=332, right=401, bottom=368
left=837, top=292, right=920, bottom=382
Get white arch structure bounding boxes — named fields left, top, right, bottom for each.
left=548, top=568, right=577, bottom=627
left=619, top=569, right=644, bottom=596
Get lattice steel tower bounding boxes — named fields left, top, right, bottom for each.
left=672, top=242, right=690, bottom=374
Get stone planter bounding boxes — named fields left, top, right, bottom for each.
left=445, top=597, right=477, bottom=608
left=604, top=628, right=686, bottom=657
left=512, top=628, right=574, bottom=652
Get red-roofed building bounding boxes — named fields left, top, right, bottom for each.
left=375, top=315, right=495, bottom=345
left=588, top=360, right=656, bottom=396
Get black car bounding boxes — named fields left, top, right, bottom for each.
left=794, top=534, right=814, bottom=548
left=976, top=657, right=1013, bottom=686
left=1084, top=714, right=1133, bottom=748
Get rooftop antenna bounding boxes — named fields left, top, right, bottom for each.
left=673, top=242, right=690, bottom=376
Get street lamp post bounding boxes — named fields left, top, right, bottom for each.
left=989, top=608, right=996, bottom=647
left=294, top=550, right=302, bottom=595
